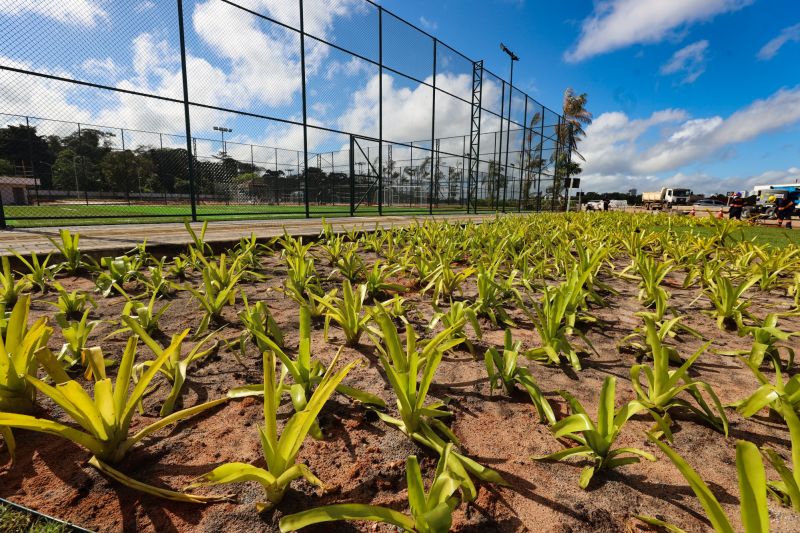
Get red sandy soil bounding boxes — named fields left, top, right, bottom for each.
left=1, top=249, right=799, bottom=532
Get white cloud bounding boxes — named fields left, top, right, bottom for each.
left=581, top=86, right=800, bottom=179
left=660, top=40, right=709, bottom=84
left=581, top=167, right=800, bottom=195
left=134, top=1, right=155, bottom=13
left=758, top=23, right=800, bottom=60
left=0, top=56, right=92, bottom=127
left=0, top=0, right=108, bottom=27
left=565, top=0, right=751, bottom=62
left=419, top=16, right=438, bottom=31
left=80, top=57, right=120, bottom=79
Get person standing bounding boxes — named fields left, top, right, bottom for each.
left=775, top=195, right=795, bottom=229
left=729, top=193, right=744, bottom=220
left=603, top=198, right=609, bottom=211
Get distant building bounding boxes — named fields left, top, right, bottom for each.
left=0, top=176, right=39, bottom=205
left=627, top=188, right=637, bottom=197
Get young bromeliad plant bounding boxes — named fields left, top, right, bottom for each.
left=183, top=259, right=243, bottom=335
left=703, top=274, right=757, bottom=331
left=228, top=305, right=384, bottom=438
left=45, top=282, right=97, bottom=322
left=533, top=376, right=654, bottom=489
left=0, top=334, right=228, bottom=465
left=11, top=250, right=56, bottom=294
left=364, top=261, right=405, bottom=300
left=55, top=310, right=102, bottom=377
left=47, top=228, right=85, bottom=274
left=637, top=436, right=770, bottom=533
left=0, top=295, right=52, bottom=460
left=368, top=307, right=506, bottom=501
left=734, top=360, right=800, bottom=420
left=618, top=313, right=701, bottom=366
left=525, top=281, right=594, bottom=371
left=630, top=313, right=728, bottom=440
left=125, top=318, right=219, bottom=416
left=95, top=255, right=140, bottom=297
left=230, top=293, right=284, bottom=364
left=279, top=444, right=464, bottom=533
left=333, top=243, right=366, bottom=283
left=423, top=254, right=475, bottom=306
left=473, top=265, right=516, bottom=327
left=0, top=256, right=30, bottom=307
left=315, top=280, right=371, bottom=346
left=186, top=349, right=357, bottom=512
left=723, top=313, right=798, bottom=370
left=484, top=330, right=555, bottom=425
left=428, top=301, right=482, bottom=356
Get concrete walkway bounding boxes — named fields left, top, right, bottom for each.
left=0, top=214, right=496, bottom=257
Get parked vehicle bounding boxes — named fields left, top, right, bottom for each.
left=642, top=187, right=693, bottom=210
left=694, top=199, right=725, bottom=207
left=741, top=184, right=800, bottom=218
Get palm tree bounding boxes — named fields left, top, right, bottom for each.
left=553, top=88, right=592, bottom=210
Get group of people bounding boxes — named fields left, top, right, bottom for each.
left=725, top=192, right=794, bottom=229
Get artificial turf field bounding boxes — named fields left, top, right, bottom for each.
left=3, top=203, right=475, bottom=227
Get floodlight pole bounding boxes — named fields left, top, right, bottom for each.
left=500, top=43, right=518, bottom=214
left=213, top=126, right=232, bottom=158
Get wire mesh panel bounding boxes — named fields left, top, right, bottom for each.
left=0, top=0, right=567, bottom=227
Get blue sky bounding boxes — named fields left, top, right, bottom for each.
left=1, top=0, right=799, bottom=193
left=382, top=0, right=800, bottom=193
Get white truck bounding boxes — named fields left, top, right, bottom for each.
left=642, top=187, right=693, bottom=210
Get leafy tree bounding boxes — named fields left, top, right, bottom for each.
left=101, top=150, right=138, bottom=197
left=0, top=159, right=14, bottom=175
left=51, top=148, right=81, bottom=192
left=0, top=124, right=55, bottom=185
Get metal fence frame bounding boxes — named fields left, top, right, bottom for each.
left=0, top=0, right=572, bottom=228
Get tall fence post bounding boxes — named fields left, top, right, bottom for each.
left=176, top=0, right=197, bottom=222
left=349, top=135, right=355, bottom=216
left=299, top=0, right=310, bottom=218
left=378, top=7, right=383, bottom=216
left=535, top=108, right=545, bottom=212
left=429, top=39, right=437, bottom=216
left=26, top=116, right=40, bottom=206
left=496, top=81, right=504, bottom=212
left=517, top=96, right=528, bottom=212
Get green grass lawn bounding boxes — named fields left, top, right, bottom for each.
left=0, top=503, right=70, bottom=533
left=654, top=223, right=800, bottom=247
left=3, top=203, right=469, bottom=227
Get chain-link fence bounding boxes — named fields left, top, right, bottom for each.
left=0, top=0, right=572, bottom=227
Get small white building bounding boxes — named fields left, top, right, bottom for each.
left=0, top=176, right=39, bottom=205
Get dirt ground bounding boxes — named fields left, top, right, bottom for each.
left=1, top=247, right=799, bottom=533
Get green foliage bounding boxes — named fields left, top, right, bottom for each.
left=47, top=229, right=83, bottom=274
left=11, top=250, right=56, bottom=294
left=0, top=257, right=29, bottom=307
left=0, top=336, right=227, bottom=463
left=95, top=255, right=139, bottom=297
left=428, top=301, right=481, bottom=355
left=228, top=305, right=384, bottom=437
left=280, top=444, right=462, bottom=533
left=46, top=282, right=96, bottom=321
left=534, top=377, right=653, bottom=489
left=484, top=330, right=555, bottom=425
left=630, top=314, right=728, bottom=440
left=704, top=275, right=757, bottom=331
left=364, top=261, right=404, bottom=299
left=368, top=307, right=506, bottom=501
left=187, top=349, right=355, bottom=511
left=637, top=437, right=769, bottom=533
left=316, top=280, right=370, bottom=346
left=0, top=295, right=52, bottom=414
left=126, top=318, right=219, bottom=416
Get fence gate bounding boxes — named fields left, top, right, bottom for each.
left=349, top=135, right=382, bottom=215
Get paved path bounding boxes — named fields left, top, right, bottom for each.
left=0, top=214, right=495, bottom=257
